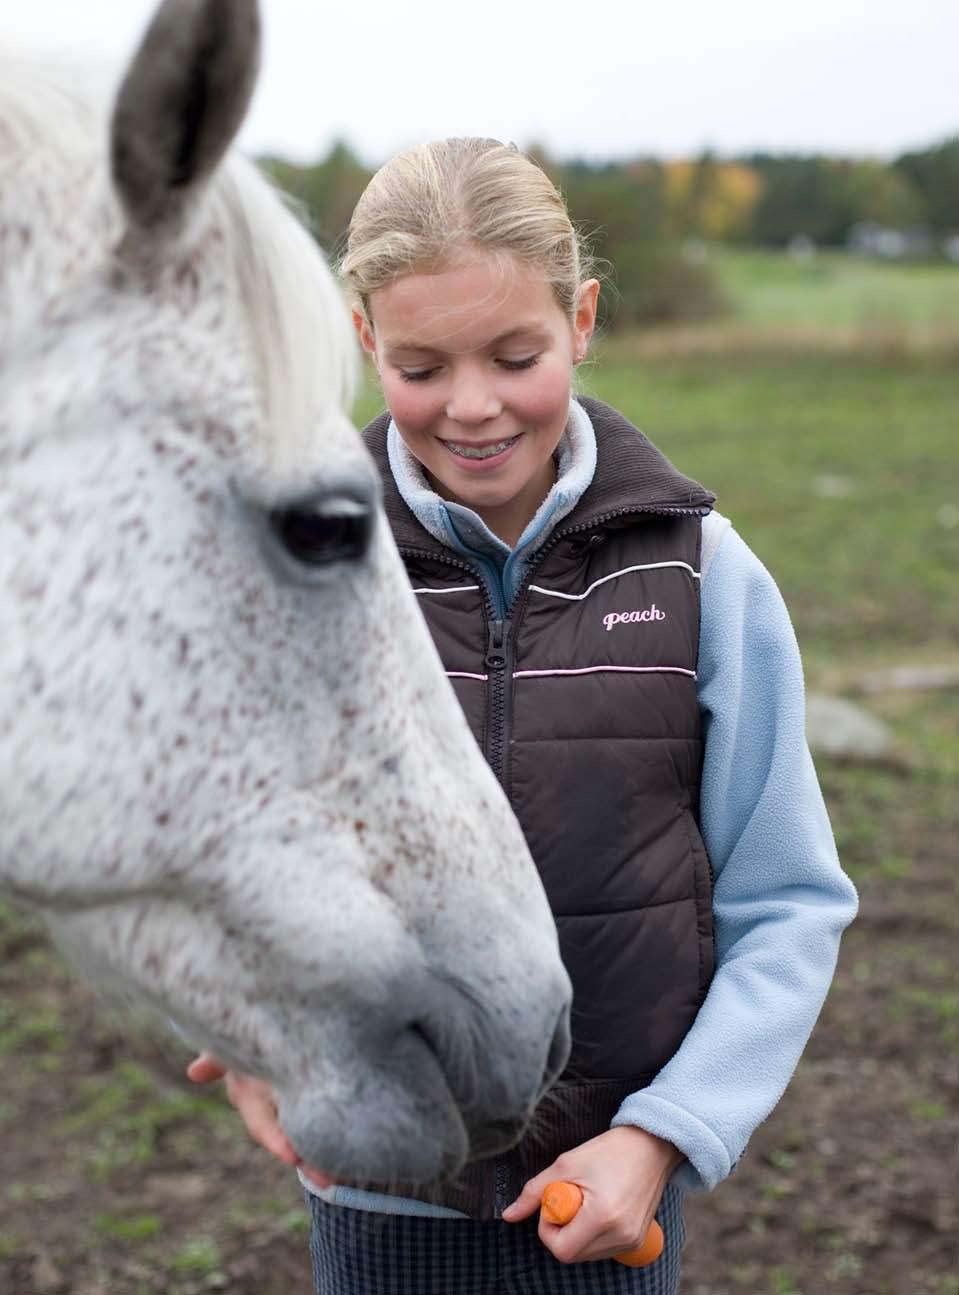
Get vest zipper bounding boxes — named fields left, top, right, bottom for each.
left=494, top=1159, right=512, bottom=1217
left=485, top=616, right=513, bottom=789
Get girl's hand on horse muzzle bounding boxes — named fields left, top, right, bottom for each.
left=187, top=1052, right=334, bottom=1187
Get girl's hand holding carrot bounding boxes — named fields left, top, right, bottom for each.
left=541, top=1181, right=664, bottom=1266
left=501, top=1126, right=681, bottom=1265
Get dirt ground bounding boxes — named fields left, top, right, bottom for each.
left=2, top=753, right=957, bottom=1295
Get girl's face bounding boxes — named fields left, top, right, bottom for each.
left=355, top=257, right=599, bottom=546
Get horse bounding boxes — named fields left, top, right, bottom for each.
left=0, top=0, right=570, bottom=1187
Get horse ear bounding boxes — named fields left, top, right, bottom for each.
left=110, top=0, right=261, bottom=240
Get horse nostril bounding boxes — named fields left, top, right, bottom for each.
left=407, top=1019, right=438, bottom=1059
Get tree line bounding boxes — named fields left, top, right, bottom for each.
left=262, top=135, right=958, bottom=328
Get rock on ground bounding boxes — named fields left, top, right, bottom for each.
left=806, top=693, right=897, bottom=762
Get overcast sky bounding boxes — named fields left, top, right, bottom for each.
left=3, top=0, right=955, bottom=164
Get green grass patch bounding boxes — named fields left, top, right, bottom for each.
left=169, top=1235, right=222, bottom=1275
left=828, top=1251, right=865, bottom=1280
left=61, top=1061, right=229, bottom=1178
left=764, top=1148, right=798, bottom=1171
left=896, top=987, right=959, bottom=1022
left=0, top=1232, right=23, bottom=1260
left=268, top=1204, right=310, bottom=1236
left=770, top=1268, right=805, bottom=1295
left=928, top=1278, right=959, bottom=1295
left=0, top=900, right=43, bottom=945
left=908, top=1099, right=949, bottom=1123
left=0, top=1004, right=67, bottom=1056
left=94, top=1212, right=163, bottom=1241
left=6, top=1180, right=60, bottom=1203
left=890, top=987, right=959, bottom=1051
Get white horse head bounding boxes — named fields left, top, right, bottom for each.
left=0, top=0, right=570, bottom=1185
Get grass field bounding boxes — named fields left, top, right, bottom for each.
left=3, top=254, right=957, bottom=1294
left=712, top=248, right=959, bottom=333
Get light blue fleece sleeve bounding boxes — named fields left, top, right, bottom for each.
left=611, top=523, right=858, bottom=1192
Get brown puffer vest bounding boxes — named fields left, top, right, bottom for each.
left=364, top=397, right=716, bottom=1218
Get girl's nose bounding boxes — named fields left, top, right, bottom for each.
left=446, top=370, right=502, bottom=425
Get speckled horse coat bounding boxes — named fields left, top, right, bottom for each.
left=0, top=0, right=570, bottom=1186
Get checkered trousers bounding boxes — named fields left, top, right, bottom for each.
left=307, top=1182, right=685, bottom=1295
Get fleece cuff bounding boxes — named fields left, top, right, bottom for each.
left=611, top=1092, right=734, bottom=1193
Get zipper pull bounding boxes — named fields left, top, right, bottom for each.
left=485, top=617, right=512, bottom=669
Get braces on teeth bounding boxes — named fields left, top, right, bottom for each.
left=446, top=437, right=518, bottom=460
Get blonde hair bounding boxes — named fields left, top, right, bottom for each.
left=340, top=138, right=592, bottom=324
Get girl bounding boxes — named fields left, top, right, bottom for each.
left=190, top=138, right=857, bottom=1294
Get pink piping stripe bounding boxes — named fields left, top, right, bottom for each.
left=513, top=665, right=697, bottom=680
left=446, top=666, right=696, bottom=683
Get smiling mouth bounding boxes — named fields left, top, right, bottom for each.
left=443, top=436, right=521, bottom=461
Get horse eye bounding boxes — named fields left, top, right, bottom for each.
left=270, top=496, right=373, bottom=566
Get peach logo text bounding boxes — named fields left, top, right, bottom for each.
left=603, top=606, right=666, bottom=631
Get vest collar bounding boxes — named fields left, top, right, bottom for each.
left=568, top=396, right=715, bottom=524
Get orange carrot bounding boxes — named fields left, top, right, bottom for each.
left=611, top=1220, right=665, bottom=1268
left=540, top=1179, right=665, bottom=1268
left=541, top=1179, right=584, bottom=1226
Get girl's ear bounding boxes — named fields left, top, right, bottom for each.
left=573, top=279, right=600, bottom=361
left=352, top=307, right=378, bottom=366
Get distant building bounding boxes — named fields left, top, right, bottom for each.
left=847, top=222, right=935, bottom=259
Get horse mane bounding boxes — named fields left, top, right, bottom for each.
left=0, top=56, right=358, bottom=466
left=209, top=158, right=360, bottom=470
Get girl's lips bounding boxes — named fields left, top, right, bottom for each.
left=440, top=434, right=522, bottom=471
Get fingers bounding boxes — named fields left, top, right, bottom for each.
left=539, top=1206, right=639, bottom=1265
left=549, top=1204, right=658, bottom=1265
left=503, top=1128, right=675, bottom=1263
left=504, top=1172, right=606, bottom=1263
left=223, top=1072, right=300, bottom=1166
left=502, top=1158, right=577, bottom=1223
left=187, top=1057, right=298, bottom=1167
left=501, top=1166, right=604, bottom=1261
left=185, top=1056, right=335, bottom=1188
left=540, top=1195, right=606, bottom=1264
left=186, top=1053, right=227, bottom=1084
left=228, top=1080, right=333, bottom=1186
left=504, top=1168, right=656, bottom=1264
left=501, top=1177, right=547, bottom=1223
